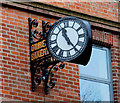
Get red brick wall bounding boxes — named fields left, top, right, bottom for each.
left=111, top=34, right=120, bottom=101
left=42, top=1, right=119, bottom=22
left=0, top=2, right=120, bottom=102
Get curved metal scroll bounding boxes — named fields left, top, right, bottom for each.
left=28, top=18, right=65, bottom=94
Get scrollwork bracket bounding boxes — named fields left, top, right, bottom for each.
left=28, top=18, right=65, bottom=94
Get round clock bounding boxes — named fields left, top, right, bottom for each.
left=47, top=16, right=91, bottom=62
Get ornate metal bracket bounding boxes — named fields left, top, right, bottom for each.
left=28, top=18, right=65, bottom=94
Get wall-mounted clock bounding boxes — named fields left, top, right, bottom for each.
left=47, top=16, right=92, bottom=65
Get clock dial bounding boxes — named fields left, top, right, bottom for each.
left=47, top=16, right=89, bottom=62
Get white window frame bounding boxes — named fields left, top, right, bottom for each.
left=79, top=45, right=114, bottom=101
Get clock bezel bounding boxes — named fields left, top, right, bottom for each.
left=47, top=16, right=89, bottom=62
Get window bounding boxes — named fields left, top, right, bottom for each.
left=79, top=45, right=114, bottom=102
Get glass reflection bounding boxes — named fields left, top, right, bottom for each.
left=80, top=79, right=110, bottom=101
left=79, top=47, right=108, bottom=79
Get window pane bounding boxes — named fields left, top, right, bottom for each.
left=79, top=47, right=108, bottom=79
left=80, top=79, right=110, bottom=101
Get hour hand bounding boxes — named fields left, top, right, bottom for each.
left=62, top=29, right=71, bottom=45
left=62, top=28, right=78, bottom=52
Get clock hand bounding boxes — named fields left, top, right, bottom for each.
left=62, top=28, right=79, bottom=52
left=62, top=28, right=71, bottom=45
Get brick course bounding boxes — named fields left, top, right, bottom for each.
left=0, top=1, right=120, bottom=102
left=41, top=1, right=119, bottom=22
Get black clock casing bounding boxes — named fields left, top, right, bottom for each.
left=47, top=16, right=92, bottom=65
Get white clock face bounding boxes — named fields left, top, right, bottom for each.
left=47, top=17, right=88, bottom=62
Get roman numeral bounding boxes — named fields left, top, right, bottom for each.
left=51, top=40, right=56, bottom=44
left=53, top=45, right=59, bottom=53
left=56, top=49, right=60, bottom=55
left=72, top=21, right=75, bottom=28
left=64, top=21, right=69, bottom=27
left=54, top=27, right=59, bottom=34
left=63, top=51, right=67, bottom=57
left=76, top=26, right=82, bottom=32
left=51, top=43, right=57, bottom=48
left=76, top=45, right=81, bottom=51
left=67, top=51, right=71, bottom=57
left=79, top=34, right=85, bottom=38
left=77, top=41, right=83, bottom=46
left=78, top=28, right=84, bottom=35
left=70, top=49, right=75, bottom=55
left=71, top=46, right=78, bottom=53
left=58, top=25, right=62, bottom=30
left=59, top=50, right=63, bottom=56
